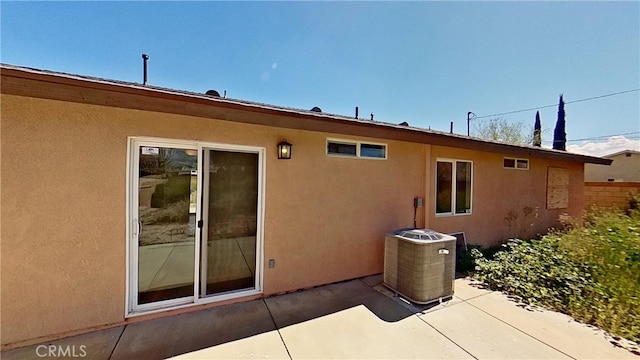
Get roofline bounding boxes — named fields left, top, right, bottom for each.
left=0, top=63, right=612, bottom=165
left=604, top=149, right=640, bottom=158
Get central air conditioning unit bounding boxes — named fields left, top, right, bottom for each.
left=384, top=228, right=456, bottom=304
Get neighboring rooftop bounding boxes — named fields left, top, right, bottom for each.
left=1, top=63, right=611, bottom=165
left=602, top=149, right=640, bottom=158
left=585, top=149, right=640, bottom=182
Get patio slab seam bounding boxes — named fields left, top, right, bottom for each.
left=365, top=277, right=580, bottom=359
left=107, top=326, right=126, bottom=360
left=453, top=290, right=494, bottom=302
left=462, top=297, right=577, bottom=359
left=413, top=314, right=478, bottom=359
left=5, top=276, right=634, bottom=359
left=448, top=282, right=581, bottom=359
left=262, top=298, right=293, bottom=360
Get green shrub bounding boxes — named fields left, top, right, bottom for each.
left=473, top=208, right=640, bottom=343
left=628, top=191, right=640, bottom=216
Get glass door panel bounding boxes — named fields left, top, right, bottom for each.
left=201, top=150, right=258, bottom=296
left=137, top=146, right=197, bottom=304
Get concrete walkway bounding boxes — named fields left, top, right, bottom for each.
left=3, top=276, right=637, bottom=359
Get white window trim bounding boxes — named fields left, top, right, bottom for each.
left=326, top=138, right=388, bottom=160
left=435, top=158, right=473, bottom=217
left=126, top=136, right=265, bottom=317
left=503, top=157, right=529, bottom=170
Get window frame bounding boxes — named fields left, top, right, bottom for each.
left=326, top=139, right=358, bottom=157
left=503, top=157, right=529, bottom=170
left=326, top=138, right=387, bottom=160
left=435, top=158, right=473, bottom=217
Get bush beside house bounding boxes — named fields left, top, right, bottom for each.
left=472, top=194, right=640, bottom=343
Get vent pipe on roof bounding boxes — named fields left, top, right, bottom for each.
left=370, top=112, right=374, bottom=121
left=142, top=54, right=149, bottom=85
left=450, top=122, right=454, bottom=133
left=355, top=106, right=359, bottom=119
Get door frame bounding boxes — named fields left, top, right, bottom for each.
left=126, top=136, right=265, bottom=317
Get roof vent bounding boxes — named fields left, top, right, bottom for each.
left=206, top=90, right=220, bottom=97
left=399, top=121, right=409, bottom=126
left=142, top=54, right=149, bottom=85
left=310, top=106, right=322, bottom=112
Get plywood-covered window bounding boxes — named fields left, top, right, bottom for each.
left=547, top=167, right=569, bottom=209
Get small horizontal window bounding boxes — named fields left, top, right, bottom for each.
left=327, top=139, right=387, bottom=159
left=503, top=158, right=515, bottom=168
left=504, top=157, right=529, bottom=170
left=327, top=141, right=357, bottom=156
left=360, top=143, right=386, bottom=159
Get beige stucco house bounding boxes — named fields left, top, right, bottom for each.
left=584, top=150, right=640, bottom=209
left=1, top=64, right=611, bottom=349
left=584, top=150, right=640, bottom=182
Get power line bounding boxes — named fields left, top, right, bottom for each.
left=475, top=104, right=556, bottom=119
left=566, top=131, right=640, bottom=143
left=474, top=88, right=640, bottom=120
left=566, top=89, right=640, bottom=105
left=539, top=131, right=640, bottom=143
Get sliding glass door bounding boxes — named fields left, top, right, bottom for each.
left=136, top=145, right=197, bottom=305
left=200, top=150, right=258, bottom=296
left=129, top=138, right=263, bottom=314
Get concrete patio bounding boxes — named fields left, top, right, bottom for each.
left=3, top=276, right=637, bottom=359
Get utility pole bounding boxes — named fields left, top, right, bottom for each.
left=467, top=111, right=476, bottom=136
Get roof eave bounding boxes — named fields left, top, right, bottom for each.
left=0, top=63, right=613, bottom=166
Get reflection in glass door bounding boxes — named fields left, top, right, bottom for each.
left=136, top=146, right=197, bottom=304
left=130, top=138, right=263, bottom=314
left=201, top=150, right=258, bottom=296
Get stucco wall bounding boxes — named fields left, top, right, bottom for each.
left=425, top=146, right=585, bottom=246
left=1, top=94, right=426, bottom=347
left=2, top=95, right=128, bottom=347
left=1, top=88, right=588, bottom=347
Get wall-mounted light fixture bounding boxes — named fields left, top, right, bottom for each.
left=277, top=140, right=292, bottom=160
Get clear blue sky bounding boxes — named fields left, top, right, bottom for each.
left=2, top=1, right=639, bottom=155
